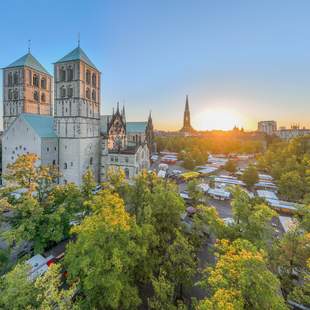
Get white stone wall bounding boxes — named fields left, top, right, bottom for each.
left=2, top=117, right=42, bottom=175
left=41, top=138, right=58, bottom=166
left=59, top=137, right=100, bottom=185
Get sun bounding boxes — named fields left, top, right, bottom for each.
left=193, top=107, right=243, bottom=131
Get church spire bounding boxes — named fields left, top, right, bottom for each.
left=116, top=101, right=120, bottom=114
left=180, top=95, right=195, bottom=135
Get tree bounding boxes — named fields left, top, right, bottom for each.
left=4, top=153, right=59, bottom=202
left=288, top=258, right=310, bottom=306
left=279, top=171, right=304, bottom=202
left=65, top=190, right=143, bottom=309
left=148, top=270, right=177, bottom=310
left=187, top=179, right=204, bottom=206
left=272, top=229, right=310, bottom=297
left=162, top=231, right=197, bottom=299
left=224, top=160, right=237, bottom=174
left=35, top=263, right=77, bottom=310
left=192, top=188, right=276, bottom=250
left=241, top=164, right=258, bottom=189
left=199, top=239, right=288, bottom=310
left=0, top=263, right=39, bottom=309
left=81, top=168, right=97, bottom=200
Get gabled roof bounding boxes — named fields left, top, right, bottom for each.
left=55, top=47, right=98, bottom=70
left=126, top=122, right=147, bottom=133
left=5, top=53, right=50, bottom=75
left=21, top=114, right=57, bottom=138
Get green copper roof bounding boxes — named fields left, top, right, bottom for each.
left=55, top=47, right=97, bottom=69
left=126, top=122, right=148, bottom=133
left=5, top=53, right=50, bottom=75
left=21, top=114, right=57, bottom=138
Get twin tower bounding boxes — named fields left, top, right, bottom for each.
left=2, top=46, right=101, bottom=184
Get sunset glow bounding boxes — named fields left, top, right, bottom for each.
left=193, top=107, right=244, bottom=131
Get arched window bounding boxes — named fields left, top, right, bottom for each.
left=92, top=90, right=96, bottom=101
left=67, top=86, right=73, bottom=98
left=33, top=91, right=39, bottom=101
left=52, top=160, right=56, bottom=165
left=92, top=73, right=96, bottom=87
left=86, top=87, right=90, bottom=99
left=8, top=89, right=13, bottom=100
left=13, top=89, right=18, bottom=100
left=60, top=67, right=66, bottom=81
left=8, top=72, right=13, bottom=86
left=90, top=157, right=93, bottom=165
left=33, top=74, right=39, bottom=87
left=64, top=162, right=68, bottom=169
left=41, top=78, right=46, bottom=89
left=13, top=72, right=19, bottom=85
left=67, top=67, right=73, bottom=81
left=61, top=86, right=66, bottom=98
left=41, top=93, right=46, bottom=102
left=86, top=70, right=91, bottom=84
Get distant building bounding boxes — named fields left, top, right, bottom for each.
left=257, top=121, right=277, bottom=135
left=275, top=124, right=310, bottom=140
left=179, top=95, right=195, bottom=136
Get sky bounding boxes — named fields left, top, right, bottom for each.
left=1, top=0, right=310, bottom=131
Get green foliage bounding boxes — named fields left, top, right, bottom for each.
left=278, top=171, right=304, bottom=202
left=65, top=190, right=143, bottom=309
left=187, top=179, right=204, bottom=206
left=241, top=164, right=258, bottom=189
left=199, top=239, right=288, bottom=310
left=224, top=160, right=237, bottom=173
left=0, top=263, right=39, bottom=309
left=34, top=263, right=77, bottom=310
left=258, top=137, right=310, bottom=202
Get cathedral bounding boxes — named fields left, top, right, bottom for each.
left=2, top=46, right=154, bottom=185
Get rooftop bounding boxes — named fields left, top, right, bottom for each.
left=126, top=122, right=147, bottom=133
left=21, top=114, right=57, bottom=138
left=55, top=47, right=98, bottom=70
left=5, top=52, right=50, bottom=75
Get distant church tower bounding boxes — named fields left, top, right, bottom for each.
left=2, top=51, right=52, bottom=130
left=180, top=95, right=195, bottom=135
left=54, top=46, right=101, bottom=185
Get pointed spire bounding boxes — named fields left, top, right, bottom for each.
left=185, top=95, right=189, bottom=111
left=116, top=101, right=120, bottom=114
left=112, top=107, right=115, bottom=116
left=78, top=32, right=80, bottom=47
left=122, top=105, right=126, bottom=120
left=148, top=110, right=152, bottom=121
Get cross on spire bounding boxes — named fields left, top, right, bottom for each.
left=28, top=40, right=31, bottom=53
left=78, top=32, right=80, bottom=47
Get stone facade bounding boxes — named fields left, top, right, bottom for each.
left=2, top=48, right=153, bottom=186
left=3, top=53, right=52, bottom=130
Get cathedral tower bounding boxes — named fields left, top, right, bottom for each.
left=54, top=46, right=100, bottom=184
left=180, top=95, right=195, bottom=135
left=3, top=52, right=52, bottom=130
